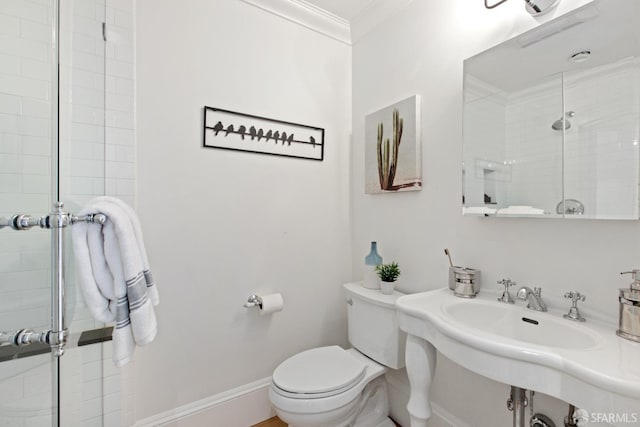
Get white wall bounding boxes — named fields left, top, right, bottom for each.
left=351, top=0, right=640, bottom=426
left=132, top=0, right=640, bottom=425
left=135, top=0, right=352, bottom=422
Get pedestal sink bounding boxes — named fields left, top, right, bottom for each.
left=396, top=288, right=640, bottom=427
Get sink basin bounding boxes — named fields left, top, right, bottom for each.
left=396, top=288, right=640, bottom=426
left=443, top=300, right=599, bottom=349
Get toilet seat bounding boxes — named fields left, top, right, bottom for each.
left=272, top=346, right=366, bottom=399
left=269, top=347, right=389, bottom=425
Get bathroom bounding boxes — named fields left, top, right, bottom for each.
left=1, top=0, right=639, bottom=426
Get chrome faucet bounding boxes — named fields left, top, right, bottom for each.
left=516, top=286, right=547, bottom=312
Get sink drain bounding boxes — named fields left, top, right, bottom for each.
left=531, top=413, right=556, bottom=427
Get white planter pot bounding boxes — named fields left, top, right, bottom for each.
left=380, top=280, right=395, bottom=295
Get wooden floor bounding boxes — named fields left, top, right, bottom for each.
left=252, top=417, right=287, bottom=427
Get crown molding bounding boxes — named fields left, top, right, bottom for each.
left=240, top=0, right=351, bottom=45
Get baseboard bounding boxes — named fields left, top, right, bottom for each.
left=132, top=376, right=467, bottom=427
left=133, top=377, right=274, bottom=427
left=431, top=401, right=471, bottom=427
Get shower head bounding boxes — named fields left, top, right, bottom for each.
left=552, top=118, right=571, bottom=131
left=552, top=111, right=575, bottom=131
left=524, top=0, right=561, bottom=16
left=485, top=0, right=561, bottom=16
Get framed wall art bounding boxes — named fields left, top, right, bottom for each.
left=364, top=95, right=421, bottom=193
left=203, top=106, right=325, bottom=161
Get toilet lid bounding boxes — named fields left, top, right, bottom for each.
left=272, top=346, right=366, bottom=396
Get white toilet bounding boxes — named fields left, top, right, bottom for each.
left=269, top=282, right=406, bottom=427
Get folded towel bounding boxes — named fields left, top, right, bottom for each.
left=72, top=217, right=116, bottom=324
left=71, top=197, right=158, bottom=367
left=95, top=196, right=159, bottom=306
left=462, top=206, right=497, bottom=215
left=101, top=218, right=136, bottom=365
left=497, top=205, right=546, bottom=215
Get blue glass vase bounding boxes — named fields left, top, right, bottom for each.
left=363, top=242, right=382, bottom=289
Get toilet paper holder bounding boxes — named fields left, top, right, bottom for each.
left=243, top=294, right=263, bottom=309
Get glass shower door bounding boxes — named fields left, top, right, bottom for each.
left=0, top=0, right=113, bottom=426
left=58, top=0, right=114, bottom=425
left=0, top=0, right=58, bottom=425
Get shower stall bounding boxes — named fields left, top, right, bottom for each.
left=0, top=0, right=135, bottom=425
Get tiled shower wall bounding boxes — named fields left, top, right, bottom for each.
left=61, top=0, right=136, bottom=333
left=61, top=0, right=136, bottom=214
left=563, top=59, right=640, bottom=219
left=0, top=0, right=135, bottom=426
left=62, top=0, right=136, bottom=426
left=504, top=78, right=563, bottom=212
left=0, top=0, right=55, bottom=334
left=462, top=78, right=508, bottom=208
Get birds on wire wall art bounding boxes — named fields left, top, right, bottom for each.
left=203, top=106, right=324, bottom=161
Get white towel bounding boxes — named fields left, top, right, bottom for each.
left=462, top=206, right=497, bottom=215
left=71, top=197, right=158, bottom=367
left=497, top=205, right=546, bottom=215
left=95, top=196, right=159, bottom=306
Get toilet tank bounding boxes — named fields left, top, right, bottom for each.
left=343, top=282, right=406, bottom=369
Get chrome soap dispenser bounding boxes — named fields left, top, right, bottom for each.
left=617, top=270, right=640, bottom=343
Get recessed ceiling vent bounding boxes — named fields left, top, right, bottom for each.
left=516, top=3, right=599, bottom=48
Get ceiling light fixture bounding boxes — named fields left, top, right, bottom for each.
left=484, top=0, right=561, bottom=16
left=570, top=50, right=591, bottom=62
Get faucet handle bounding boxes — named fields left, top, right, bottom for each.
left=533, top=287, right=542, bottom=297
left=564, top=291, right=586, bottom=304
left=497, top=278, right=516, bottom=288
left=497, top=279, right=515, bottom=303
left=563, top=291, right=586, bottom=322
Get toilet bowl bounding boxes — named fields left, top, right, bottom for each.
left=270, top=346, right=392, bottom=427
left=269, top=283, right=406, bottom=427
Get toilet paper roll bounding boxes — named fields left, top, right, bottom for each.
left=259, top=293, right=284, bottom=316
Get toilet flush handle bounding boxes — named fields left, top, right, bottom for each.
left=346, top=298, right=353, bottom=305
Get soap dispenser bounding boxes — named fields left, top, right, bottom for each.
left=617, top=270, right=640, bottom=342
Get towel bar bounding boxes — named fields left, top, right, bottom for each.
left=0, top=211, right=106, bottom=231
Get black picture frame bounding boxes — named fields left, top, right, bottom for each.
left=203, top=106, right=324, bottom=161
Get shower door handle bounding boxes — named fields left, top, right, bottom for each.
left=0, top=202, right=105, bottom=357
left=49, top=202, right=69, bottom=356
left=0, top=203, right=70, bottom=356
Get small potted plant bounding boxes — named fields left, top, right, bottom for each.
left=376, top=262, right=401, bottom=295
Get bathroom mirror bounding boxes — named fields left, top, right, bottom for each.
left=462, top=0, right=640, bottom=219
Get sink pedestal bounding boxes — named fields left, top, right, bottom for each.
left=405, top=334, right=436, bottom=427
